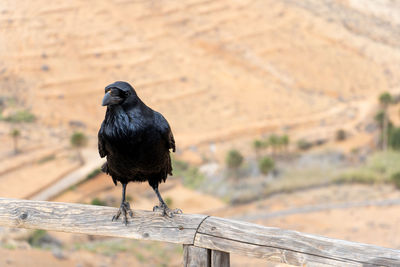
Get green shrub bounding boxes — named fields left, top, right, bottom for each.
left=172, top=158, right=205, bottom=189
left=126, top=195, right=133, bottom=202
left=281, top=135, right=289, bottom=147
left=165, top=197, right=173, bottom=206
left=182, top=167, right=204, bottom=189
left=368, top=151, right=400, bottom=177
left=253, top=139, right=267, bottom=158
left=332, top=151, right=400, bottom=185
left=10, top=128, right=20, bottom=137
left=226, top=149, right=243, bottom=169
left=258, top=156, right=275, bottom=175
left=172, top=159, right=189, bottom=172
left=91, top=198, right=106, bottom=206
left=379, top=92, right=393, bottom=106
left=3, top=109, right=35, bottom=123
left=391, top=172, right=400, bottom=189
left=70, top=131, right=88, bottom=148
left=297, top=139, right=312, bottom=150
left=268, top=134, right=280, bottom=145
left=374, top=110, right=385, bottom=128
left=71, top=131, right=88, bottom=164
left=10, top=128, right=21, bottom=154
left=28, top=229, right=47, bottom=247
left=268, top=134, right=280, bottom=152
left=68, top=185, right=77, bottom=191
left=252, top=139, right=263, bottom=155
left=389, top=127, right=400, bottom=150
left=253, top=139, right=263, bottom=150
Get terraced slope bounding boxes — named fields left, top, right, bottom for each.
left=1, top=0, right=399, bottom=150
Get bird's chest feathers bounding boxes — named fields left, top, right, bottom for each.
left=103, top=107, right=139, bottom=142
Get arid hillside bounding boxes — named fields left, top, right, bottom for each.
left=1, top=0, right=400, bottom=153
left=1, top=1, right=400, bottom=266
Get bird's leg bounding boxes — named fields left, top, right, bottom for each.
left=152, top=186, right=182, bottom=217
left=112, top=183, right=133, bottom=225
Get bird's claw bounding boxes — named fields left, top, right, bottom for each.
left=112, top=201, right=133, bottom=225
left=153, top=204, right=182, bottom=217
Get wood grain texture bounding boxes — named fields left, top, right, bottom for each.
left=183, top=245, right=210, bottom=267
left=0, top=198, right=206, bottom=244
left=194, top=216, right=400, bottom=266
left=211, top=249, right=230, bottom=267
left=1, top=198, right=400, bottom=266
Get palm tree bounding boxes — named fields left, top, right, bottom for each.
left=226, top=149, right=244, bottom=178
left=252, top=139, right=263, bottom=159
left=379, top=92, right=393, bottom=150
left=268, top=134, right=279, bottom=155
left=389, top=127, right=400, bottom=150
left=281, top=134, right=289, bottom=153
left=10, top=128, right=20, bottom=154
left=70, top=131, right=88, bottom=165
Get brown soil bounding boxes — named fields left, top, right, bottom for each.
left=1, top=0, right=399, bottom=156
left=1, top=0, right=400, bottom=266
left=0, top=153, right=79, bottom=199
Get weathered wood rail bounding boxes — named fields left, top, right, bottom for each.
left=0, top=198, right=399, bottom=266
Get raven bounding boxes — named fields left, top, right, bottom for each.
left=98, top=81, right=181, bottom=224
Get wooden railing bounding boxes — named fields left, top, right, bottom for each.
left=0, top=198, right=399, bottom=266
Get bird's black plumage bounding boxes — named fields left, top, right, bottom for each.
left=98, top=81, right=180, bottom=223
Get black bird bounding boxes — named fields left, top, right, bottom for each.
left=98, top=81, right=181, bottom=224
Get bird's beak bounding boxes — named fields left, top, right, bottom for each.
left=102, top=92, right=112, bottom=106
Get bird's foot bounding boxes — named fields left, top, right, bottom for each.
left=112, top=201, right=133, bottom=225
left=153, top=203, right=182, bottom=217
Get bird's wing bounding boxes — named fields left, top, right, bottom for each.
left=98, top=122, right=108, bottom=158
left=155, top=112, right=176, bottom=152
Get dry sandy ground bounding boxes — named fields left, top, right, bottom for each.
left=1, top=0, right=400, bottom=154
left=0, top=247, right=181, bottom=267
left=1, top=0, right=399, bottom=204
left=0, top=154, right=79, bottom=199
left=1, top=0, right=400, bottom=266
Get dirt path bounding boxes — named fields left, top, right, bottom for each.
left=31, top=149, right=104, bottom=201
left=234, top=197, right=400, bottom=221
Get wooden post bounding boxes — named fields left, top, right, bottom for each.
left=183, top=246, right=230, bottom=267
left=183, top=245, right=210, bottom=267
left=211, top=250, right=230, bottom=267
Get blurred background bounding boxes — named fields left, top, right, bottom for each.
left=1, top=0, right=400, bottom=266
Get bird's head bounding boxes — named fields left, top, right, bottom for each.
left=102, top=81, right=138, bottom=107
